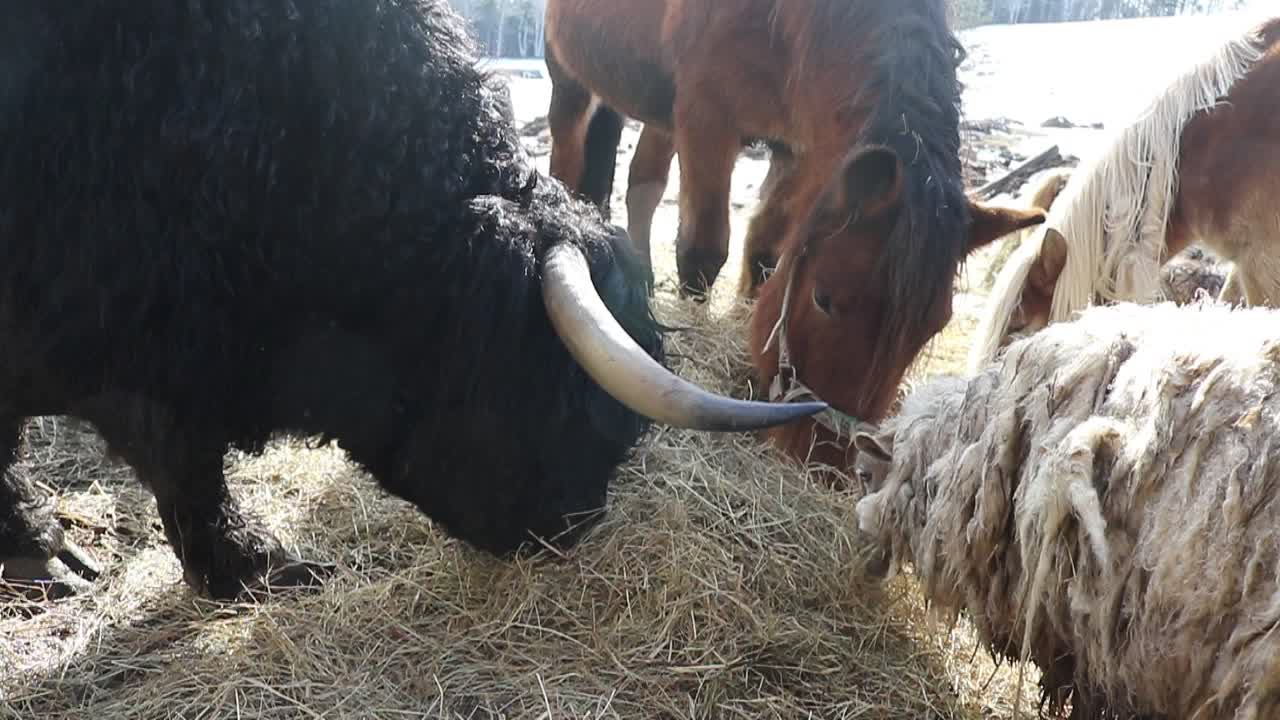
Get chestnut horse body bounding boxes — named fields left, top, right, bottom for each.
left=546, top=0, right=1044, bottom=476
left=544, top=0, right=796, bottom=296
left=970, top=17, right=1280, bottom=372
left=545, top=0, right=1041, bottom=289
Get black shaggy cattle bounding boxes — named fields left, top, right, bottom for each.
left=0, top=0, right=822, bottom=600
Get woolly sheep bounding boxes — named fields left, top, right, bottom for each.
left=853, top=300, right=1280, bottom=720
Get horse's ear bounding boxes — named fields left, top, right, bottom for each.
left=1029, top=171, right=1071, bottom=212
left=854, top=429, right=893, bottom=463
left=1028, top=227, right=1068, bottom=293
left=965, top=201, right=1046, bottom=253
left=830, top=146, right=904, bottom=220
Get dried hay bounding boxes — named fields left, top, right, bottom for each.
left=0, top=294, right=1038, bottom=718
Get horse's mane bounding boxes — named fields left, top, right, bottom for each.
left=1049, top=24, right=1265, bottom=319
left=780, top=0, right=970, bottom=389
left=969, top=21, right=1268, bottom=372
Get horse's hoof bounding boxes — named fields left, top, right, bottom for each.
left=675, top=245, right=726, bottom=301
left=677, top=283, right=711, bottom=303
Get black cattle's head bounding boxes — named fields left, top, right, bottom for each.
left=379, top=176, right=827, bottom=557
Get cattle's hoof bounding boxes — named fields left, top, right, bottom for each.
left=240, top=559, right=336, bottom=600
left=1, top=543, right=100, bottom=602
left=56, top=541, right=103, bottom=582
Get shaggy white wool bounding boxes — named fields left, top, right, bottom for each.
left=860, top=300, right=1280, bottom=720
left=969, top=21, right=1268, bottom=373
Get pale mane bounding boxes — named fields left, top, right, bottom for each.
left=968, top=22, right=1267, bottom=373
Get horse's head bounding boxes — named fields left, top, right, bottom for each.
left=752, top=144, right=1045, bottom=459
left=1009, top=227, right=1070, bottom=336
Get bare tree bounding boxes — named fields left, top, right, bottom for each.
left=952, top=0, right=1249, bottom=28
left=447, top=0, right=548, bottom=58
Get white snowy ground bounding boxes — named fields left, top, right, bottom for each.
left=490, top=7, right=1274, bottom=324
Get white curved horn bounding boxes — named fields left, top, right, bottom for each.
left=542, top=244, right=827, bottom=431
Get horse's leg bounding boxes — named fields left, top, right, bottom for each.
left=578, top=105, right=626, bottom=218
left=1218, top=264, right=1246, bottom=305
left=739, top=146, right=798, bottom=297
left=0, top=415, right=100, bottom=598
left=546, top=50, right=597, bottom=197
left=672, top=105, right=739, bottom=299
left=94, top=400, right=333, bottom=600
left=625, top=125, right=676, bottom=287
left=1232, top=254, right=1280, bottom=308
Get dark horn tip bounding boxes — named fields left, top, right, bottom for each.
left=772, top=400, right=829, bottom=421
left=703, top=399, right=829, bottom=433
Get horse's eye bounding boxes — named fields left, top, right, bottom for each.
left=813, top=287, right=832, bottom=315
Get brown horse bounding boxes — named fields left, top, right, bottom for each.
left=980, top=169, right=1073, bottom=288
left=970, top=17, right=1280, bottom=372
left=1007, top=169, right=1230, bottom=304
left=544, top=0, right=1043, bottom=303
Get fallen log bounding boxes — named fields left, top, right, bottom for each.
left=970, top=144, right=1075, bottom=200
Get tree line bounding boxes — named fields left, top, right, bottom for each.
left=450, top=0, right=546, bottom=58
left=447, top=0, right=1251, bottom=59
left=952, top=0, right=1249, bottom=27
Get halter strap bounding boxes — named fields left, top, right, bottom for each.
left=763, top=249, right=865, bottom=442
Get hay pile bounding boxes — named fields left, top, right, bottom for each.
left=0, top=296, right=1035, bottom=719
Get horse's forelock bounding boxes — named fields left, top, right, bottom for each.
left=860, top=1, right=969, bottom=406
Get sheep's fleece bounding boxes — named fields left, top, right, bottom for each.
left=856, top=300, right=1280, bottom=719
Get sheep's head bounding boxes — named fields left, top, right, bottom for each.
left=852, top=427, right=897, bottom=578
left=849, top=376, right=965, bottom=580
left=852, top=429, right=893, bottom=496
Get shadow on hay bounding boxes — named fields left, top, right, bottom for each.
left=1, top=417, right=140, bottom=611
left=1, top=419, right=985, bottom=718
left=2, top=294, right=1009, bottom=717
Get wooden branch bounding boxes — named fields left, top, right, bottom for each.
left=970, top=145, right=1072, bottom=201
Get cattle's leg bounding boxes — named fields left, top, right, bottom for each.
left=150, top=445, right=334, bottom=600
left=102, top=409, right=332, bottom=600
left=0, top=416, right=100, bottom=597
left=739, top=147, right=798, bottom=297
left=672, top=103, right=739, bottom=299
left=625, top=125, right=676, bottom=288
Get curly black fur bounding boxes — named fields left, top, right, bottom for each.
left=0, top=0, right=661, bottom=597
